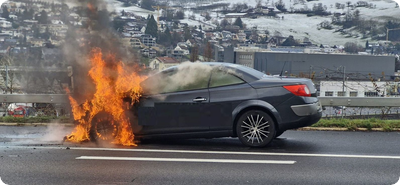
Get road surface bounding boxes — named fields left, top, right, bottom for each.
left=0, top=125, right=399, bottom=185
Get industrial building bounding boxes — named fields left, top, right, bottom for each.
left=221, top=47, right=397, bottom=81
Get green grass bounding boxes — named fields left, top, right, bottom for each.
left=1, top=116, right=400, bottom=131
left=0, top=116, right=72, bottom=123
left=312, top=118, right=400, bottom=131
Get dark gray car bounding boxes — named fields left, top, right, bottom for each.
left=135, top=62, right=322, bottom=147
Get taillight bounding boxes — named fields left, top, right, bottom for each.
left=283, top=85, right=311, bottom=97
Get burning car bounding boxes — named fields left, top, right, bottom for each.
left=67, top=61, right=322, bottom=147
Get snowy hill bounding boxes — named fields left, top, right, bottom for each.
left=18, top=0, right=400, bottom=46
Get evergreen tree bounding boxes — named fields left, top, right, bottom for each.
left=32, top=24, right=40, bottom=38
left=113, top=18, right=125, bottom=32
left=28, top=8, right=35, bottom=19
left=145, top=15, right=158, bottom=38
left=282, top=35, right=298, bottom=46
left=51, top=2, right=56, bottom=12
left=23, top=32, right=27, bottom=43
left=171, top=31, right=181, bottom=46
left=233, top=17, right=243, bottom=29
left=42, top=26, right=51, bottom=40
left=220, top=18, right=230, bottom=29
left=164, top=26, right=172, bottom=44
left=275, top=0, right=287, bottom=12
left=175, top=11, right=185, bottom=19
left=38, top=10, right=48, bottom=24
left=1, top=6, right=10, bottom=20
left=158, top=26, right=172, bottom=46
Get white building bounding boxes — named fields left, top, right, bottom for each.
left=0, top=20, right=12, bottom=28
left=149, top=57, right=181, bottom=71
left=319, top=81, right=400, bottom=97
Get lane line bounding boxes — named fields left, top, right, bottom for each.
left=4, top=146, right=400, bottom=160
left=70, top=147, right=400, bottom=160
left=76, top=156, right=296, bottom=164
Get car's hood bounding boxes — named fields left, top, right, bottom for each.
left=249, top=77, right=317, bottom=93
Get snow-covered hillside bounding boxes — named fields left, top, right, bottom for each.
left=216, top=0, right=399, bottom=18
left=182, top=0, right=400, bottom=45
left=17, top=0, right=400, bottom=45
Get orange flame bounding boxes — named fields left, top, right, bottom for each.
left=66, top=48, right=146, bottom=146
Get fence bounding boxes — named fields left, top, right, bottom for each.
left=318, top=97, right=400, bottom=119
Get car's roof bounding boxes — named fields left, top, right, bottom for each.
left=161, top=62, right=267, bottom=83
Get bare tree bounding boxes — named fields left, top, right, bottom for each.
left=204, top=42, right=213, bottom=62
left=190, top=44, right=199, bottom=62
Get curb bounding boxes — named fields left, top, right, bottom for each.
left=299, top=127, right=400, bottom=132
left=0, top=123, right=75, bottom=126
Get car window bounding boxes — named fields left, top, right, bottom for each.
left=141, top=69, right=211, bottom=94
left=209, top=70, right=245, bottom=88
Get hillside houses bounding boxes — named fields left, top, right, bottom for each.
left=0, top=0, right=397, bottom=79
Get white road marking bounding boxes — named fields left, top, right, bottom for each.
left=76, top=156, right=296, bottom=164
left=3, top=146, right=400, bottom=160
left=69, top=147, right=400, bottom=160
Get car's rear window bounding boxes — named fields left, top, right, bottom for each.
left=233, top=65, right=270, bottom=79
left=209, top=70, right=245, bottom=88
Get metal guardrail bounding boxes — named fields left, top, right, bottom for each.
left=1, top=94, right=400, bottom=107
left=318, top=97, right=400, bottom=107
left=0, top=94, right=69, bottom=104
left=0, top=66, right=68, bottom=72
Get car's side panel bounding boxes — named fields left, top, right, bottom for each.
left=138, top=89, right=210, bottom=134
left=208, top=83, right=258, bottom=131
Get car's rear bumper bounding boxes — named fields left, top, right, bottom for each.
left=279, top=101, right=322, bottom=131
left=291, top=101, right=322, bottom=117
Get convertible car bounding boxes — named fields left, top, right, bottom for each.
left=90, top=62, right=321, bottom=147
left=124, top=62, right=322, bottom=147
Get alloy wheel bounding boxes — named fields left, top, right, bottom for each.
left=236, top=110, right=275, bottom=147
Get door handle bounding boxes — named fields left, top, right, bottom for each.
left=193, top=97, right=207, bottom=102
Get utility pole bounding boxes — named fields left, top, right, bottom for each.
left=342, top=66, right=346, bottom=95
left=5, top=65, right=8, bottom=94
left=342, top=66, right=346, bottom=118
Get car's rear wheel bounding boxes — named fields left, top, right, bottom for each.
left=90, top=112, right=117, bottom=142
left=236, top=110, right=276, bottom=147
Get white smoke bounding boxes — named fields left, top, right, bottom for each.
left=142, top=62, right=245, bottom=96
left=40, top=124, right=73, bottom=143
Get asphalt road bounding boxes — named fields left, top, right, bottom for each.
left=0, top=125, right=400, bottom=185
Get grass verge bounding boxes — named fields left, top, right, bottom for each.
left=311, top=118, right=400, bottom=131
left=0, top=116, right=72, bottom=123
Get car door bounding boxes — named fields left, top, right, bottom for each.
left=138, top=68, right=211, bottom=134
left=207, top=68, right=258, bottom=131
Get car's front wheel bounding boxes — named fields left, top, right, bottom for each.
left=90, top=112, right=117, bottom=142
left=236, top=110, right=276, bottom=147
